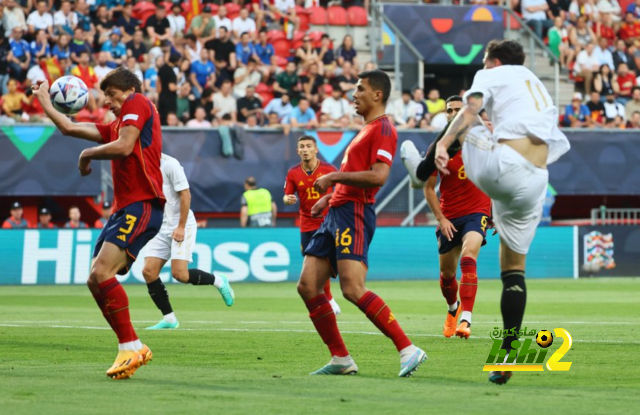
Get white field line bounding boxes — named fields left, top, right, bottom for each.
left=4, top=320, right=638, bottom=325
left=0, top=323, right=638, bottom=344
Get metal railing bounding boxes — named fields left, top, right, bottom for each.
left=590, top=208, right=640, bottom=225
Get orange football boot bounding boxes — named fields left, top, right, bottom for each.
left=138, top=344, right=153, bottom=365
left=443, top=301, right=461, bottom=338
left=455, top=320, right=471, bottom=339
left=106, top=350, right=144, bottom=380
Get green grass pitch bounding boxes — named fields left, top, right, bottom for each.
left=1, top=278, right=639, bottom=414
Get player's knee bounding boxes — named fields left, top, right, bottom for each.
left=441, top=270, right=456, bottom=280
left=340, top=284, right=365, bottom=304
left=297, top=279, right=316, bottom=300
left=171, top=269, right=189, bottom=283
left=141, top=266, right=154, bottom=282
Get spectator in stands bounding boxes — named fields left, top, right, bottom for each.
left=233, top=57, right=261, bottom=98
left=2, top=0, right=27, bottom=38
left=263, top=92, right=293, bottom=122
left=288, top=97, right=318, bottom=129
left=182, top=34, right=201, bottom=63
left=126, top=55, right=143, bottom=84
left=0, top=31, right=9, bottom=95
left=191, top=48, right=216, bottom=98
left=2, top=78, right=31, bottom=120
left=336, top=34, right=358, bottom=69
left=146, top=3, right=172, bottom=46
left=233, top=7, right=257, bottom=40
left=594, top=4, right=617, bottom=46
left=266, top=111, right=290, bottom=133
left=574, top=43, right=600, bottom=95
left=92, top=52, right=110, bottom=82
left=144, top=55, right=161, bottom=102
left=237, top=84, right=264, bottom=124
left=106, top=0, right=126, bottom=21
left=268, top=0, right=298, bottom=34
left=189, top=5, right=216, bottom=44
left=27, top=0, right=53, bottom=39
left=616, top=62, right=636, bottom=103
left=335, top=60, right=357, bottom=99
left=213, top=79, right=237, bottom=124
left=627, top=110, right=640, bottom=127
left=69, top=27, right=92, bottom=65
left=546, top=0, right=567, bottom=20
left=625, top=86, right=640, bottom=118
left=64, top=206, right=88, bottom=229
left=71, top=51, right=98, bottom=109
left=176, top=79, right=192, bottom=119
left=274, top=60, right=300, bottom=104
left=321, top=87, right=352, bottom=127
left=612, top=38, right=636, bottom=71
left=101, top=28, right=126, bottom=67
left=116, top=2, right=139, bottom=44
left=206, top=26, right=237, bottom=75
left=94, top=201, right=112, bottom=229
left=167, top=1, right=185, bottom=40
left=94, top=5, right=114, bottom=46
left=603, top=89, right=626, bottom=127
left=27, top=54, right=47, bottom=85
left=569, top=0, right=597, bottom=23
left=54, top=0, right=78, bottom=41
left=214, top=4, right=232, bottom=38
left=158, top=54, right=180, bottom=125
left=522, top=0, right=553, bottom=39
left=8, top=27, right=30, bottom=82
left=53, top=32, right=71, bottom=60
left=626, top=0, right=640, bottom=17
left=425, top=88, right=445, bottom=116
left=586, top=90, right=605, bottom=125
left=412, top=87, right=428, bottom=127
left=126, top=29, right=148, bottom=68
left=594, top=36, right=615, bottom=70
left=244, top=114, right=258, bottom=128
left=317, top=34, right=336, bottom=74
left=255, top=28, right=276, bottom=80
left=186, top=106, right=212, bottom=128
left=166, top=112, right=183, bottom=126
left=387, top=89, right=418, bottom=129
left=594, top=62, right=619, bottom=95
left=570, top=15, right=597, bottom=57
left=296, top=35, right=319, bottom=70
left=2, top=201, right=30, bottom=228
left=240, top=176, right=277, bottom=228
left=618, top=12, right=640, bottom=46
left=37, top=207, right=55, bottom=229
left=190, top=86, right=215, bottom=122
left=236, top=31, right=256, bottom=67
left=30, top=29, right=50, bottom=65
left=563, top=92, right=593, bottom=127
left=301, top=62, right=325, bottom=107
left=74, top=0, right=95, bottom=37
left=598, top=0, right=622, bottom=19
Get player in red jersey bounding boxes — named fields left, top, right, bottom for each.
left=32, top=67, right=165, bottom=380
left=425, top=96, right=492, bottom=339
left=299, top=70, right=427, bottom=377
left=284, top=135, right=341, bottom=315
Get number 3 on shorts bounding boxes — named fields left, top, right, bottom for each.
left=119, top=214, right=137, bottom=234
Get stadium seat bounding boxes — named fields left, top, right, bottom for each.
left=620, top=0, right=634, bottom=13
left=296, top=6, right=310, bottom=31
left=225, top=3, right=241, bottom=20
left=347, top=6, right=367, bottom=26
left=272, top=38, right=292, bottom=57
left=309, top=6, right=328, bottom=25
left=502, top=10, right=522, bottom=30
left=292, top=31, right=305, bottom=50
left=267, top=29, right=286, bottom=42
left=132, top=1, right=156, bottom=20
left=256, top=83, right=274, bottom=106
left=160, top=2, right=173, bottom=12
left=276, top=55, right=289, bottom=68
left=308, top=30, right=325, bottom=48
left=327, top=6, right=348, bottom=26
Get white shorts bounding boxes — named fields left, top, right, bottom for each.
left=462, top=126, right=548, bottom=254
left=144, top=223, right=197, bottom=262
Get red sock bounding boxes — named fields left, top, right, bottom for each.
left=460, top=257, right=478, bottom=313
left=440, top=273, right=458, bottom=306
left=357, top=291, right=412, bottom=352
left=323, top=279, right=333, bottom=301
left=99, top=277, right=138, bottom=344
left=305, top=294, right=349, bottom=357
left=89, top=288, right=115, bottom=331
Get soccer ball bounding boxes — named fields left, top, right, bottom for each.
left=536, top=330, right=554, bottom=348
left=49, top=76, right=89, bottom=115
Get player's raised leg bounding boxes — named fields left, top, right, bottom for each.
left=338, top=260, right=426, bottom=377
left=298, top=255, right=357, bottom=375
left=438, top=246, right=461, bottom=338
left=142, top=256, right=179, bottom=330
left=90, top=242, right=148, bottom=380
left=455, top=231, right=483, bottom=339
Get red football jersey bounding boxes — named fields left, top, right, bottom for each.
left=285, top=160, right=337, bottom=232
left=96, top=93, right=165, bottom=212
left=330, top=115, right=397, bottom=207
left=431, top=150, right=491, bottom=219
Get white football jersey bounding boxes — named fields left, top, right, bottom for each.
left=160, top=154, right=197, bottom=229
left=463, top=65, right=570, bottom=164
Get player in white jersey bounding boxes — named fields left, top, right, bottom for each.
left=431, top=40, right=569, bottom=384
left=142, top=154, right=235, bottom=330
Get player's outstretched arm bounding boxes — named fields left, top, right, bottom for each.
left=31, top=80, right=102, bottom=143
left=314, top=162, right=390, bottom=193
left=436, top=95, right=483, bottom=175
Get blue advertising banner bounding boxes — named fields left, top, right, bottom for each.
left=0, top=227, right=575, bottom=285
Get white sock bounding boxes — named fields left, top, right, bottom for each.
left=133, top=339, right=143, bottom=350
left=331, top=355, right=354, bottom=365
left=213, top=275, right=224, bottom=289
left=461, top=311, right=472, bottom=324
left=448, top=301, right=458, bottom=312
left=118, top=341, right=136, bottom=351
left=399, top=344, right=418, bottom=363
left=164, top=312, right=177, bottom=324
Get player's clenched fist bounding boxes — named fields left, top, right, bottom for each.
left=31, top=80, right=50, bottom=104
left=310, top=196, right=329, bottom=218
left=78, top=151, right=92, bottom=176
left=314, top=172, right=335, bottom=194
left=283, top=194, right=298, bottom=205
left=435, top=142, right=451, bottom=176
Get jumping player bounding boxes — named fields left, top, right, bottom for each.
left=298, top=69, right=427, bottom=377
left=142, top=153, right=235, bottom=330
left=284, top=135, right=341, bottom=315
left=402, top=96, right=492, bottom=339
left=434, top=40, right=570, bottom=384
left=32, top=67, right=166, bottom=380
